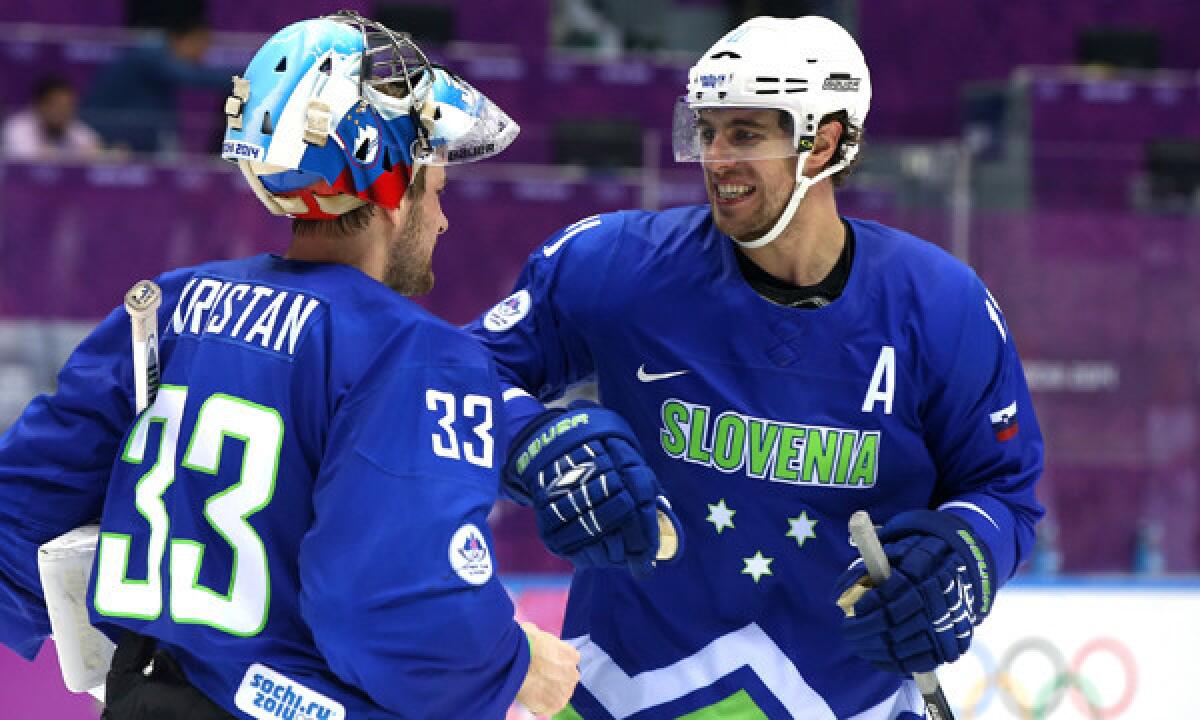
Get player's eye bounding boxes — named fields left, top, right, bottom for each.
left=731, top=128, right=761, bottom=144
left=698, top=126, right=716, bottom=145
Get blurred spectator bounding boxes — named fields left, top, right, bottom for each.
left=125, top=0, right=208, bottom=31
left=81, top=18, right=232, bottom=155
left=554, top=0, right=624, bottom=55
left=2, top=77, right=102, bottom=161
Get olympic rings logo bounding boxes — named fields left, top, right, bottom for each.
left=950, top=637, right=1137, bottom=718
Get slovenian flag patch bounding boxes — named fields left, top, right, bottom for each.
left=989, top=401, right=1018, bottom=441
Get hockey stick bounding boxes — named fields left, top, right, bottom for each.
left=847, top=511, right=956, bottom=720
left=37, top=279, right=164, bottom=698
left=124, top=279, right=162, bottom=413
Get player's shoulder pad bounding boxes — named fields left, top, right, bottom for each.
left=535, top=211, right=626, bottom=263
left=851, top=218, right=969, bottom=281
left=384, top=307, right=496, bottom=371
left=535, top=206, right=710, bottom=265
left=154, top=264, right=207, bottom=289
left=151, top=261, right=241, bottom=325
left=634, top=205, right=712, bottom=248
left=851, top=217, right=985, bottom=315
left=852, top=218, right=1009, bottom=362
left=923, top=269, right=1010, bottom=385
left=154, top=261, right=227, bottom=299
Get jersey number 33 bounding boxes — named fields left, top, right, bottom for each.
left=93, top=385, right=279, bottom=637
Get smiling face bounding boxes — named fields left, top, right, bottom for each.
left=697, top=108, right=799, bottom=242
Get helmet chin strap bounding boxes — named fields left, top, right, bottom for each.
left=731, top=155, right=850, bottom=250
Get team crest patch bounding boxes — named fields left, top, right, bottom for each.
left=450, top=523, right=493, bottom=586
left=483, top=289, right=531, bottom=332
left=234, top=663, right=345, bottom=720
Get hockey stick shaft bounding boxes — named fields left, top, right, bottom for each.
left=124, top=280, right=162, bottom=413
left=848, top=510, right=956, bottom=720
left=40, top=281, right=163, bottom=696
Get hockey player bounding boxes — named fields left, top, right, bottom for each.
left=469, top=16, right=1044, bottom=719
left=0, top=12, right=578, bottom=719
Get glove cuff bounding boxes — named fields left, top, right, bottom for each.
left=503, top=401, right=643, bottom=505
left=502, top=408, right=565, bottom=504
left=880, top=509, right=997, bottom=621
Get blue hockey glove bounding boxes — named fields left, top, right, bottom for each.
left=504, top=401, right=681, bottom=576
left=834, top=510, right=994, bottom=675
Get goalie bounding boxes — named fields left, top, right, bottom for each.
left=0, top=12, right=578, bottom=719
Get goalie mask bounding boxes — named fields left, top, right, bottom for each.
left=222, top=10, right=519, bottom=219
left=674, top=16, right=871, bottom=248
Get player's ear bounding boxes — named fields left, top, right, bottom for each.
left=812, top=121, right=843, bottom=162
left=383, top=202, right=406, bottom=229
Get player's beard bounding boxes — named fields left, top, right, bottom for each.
left=383, top=199, right=435, bottom=296
left=706, top=165, right=795, bottom=243
left=710, top=196, right=779, bottom=242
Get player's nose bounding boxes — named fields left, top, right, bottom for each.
left=435, top=203, right=448, bottom=235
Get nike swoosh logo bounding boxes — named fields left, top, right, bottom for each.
left=637, top=364, right=690, bottom=383
left=543, top=217, right=601, bottom=257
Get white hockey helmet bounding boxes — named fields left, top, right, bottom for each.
left=674, top=16, right=871, bottom=248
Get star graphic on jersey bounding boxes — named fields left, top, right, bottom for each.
left=706, top=499, right=736, bottom=535
left=786, top=511, right=818, bottom=548
left=741, top=551, right=774, bottom=583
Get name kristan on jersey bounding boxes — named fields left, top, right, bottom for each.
left=171, top=276, right=323, bottom=357
left=659, top=399, right=880, bottom=487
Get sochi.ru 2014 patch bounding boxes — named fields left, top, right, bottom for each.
left=234, top=663, right=345, bottom=720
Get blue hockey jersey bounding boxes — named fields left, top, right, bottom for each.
left=469, top=207, right=1044, bottom=719
left=0, top=254, right=528, bottom=719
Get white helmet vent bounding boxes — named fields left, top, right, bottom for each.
left=750, top=75, right=809, bottom=97
left=751, top=76, right=809, bottom=96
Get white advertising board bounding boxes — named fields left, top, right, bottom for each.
left=937, top=582, right=1199, bottom=718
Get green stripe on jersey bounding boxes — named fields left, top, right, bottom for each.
left=679, top=690, right=769, bottom=720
